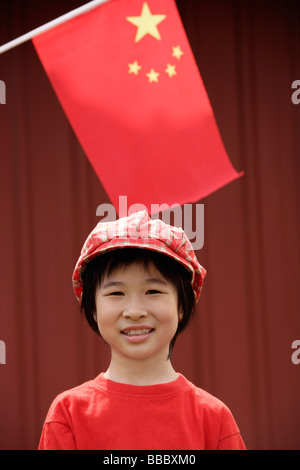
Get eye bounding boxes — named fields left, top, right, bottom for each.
left=146, top=289, right=162, bottom=295
left=107, top=291, right=124, bottom=296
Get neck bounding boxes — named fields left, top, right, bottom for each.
left=104, top=351, right=178, bottom=386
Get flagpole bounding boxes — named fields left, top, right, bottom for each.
left=0, top=0, right=111, bottom=55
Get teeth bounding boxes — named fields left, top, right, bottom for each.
left=123, top=329, right=152, bottom=336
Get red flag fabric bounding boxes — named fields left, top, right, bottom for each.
left=33, top=0, right=242, bottom=213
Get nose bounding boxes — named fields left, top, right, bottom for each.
left=122, top=299, right=148, bottom=320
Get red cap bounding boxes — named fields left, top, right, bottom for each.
left=72, top=211, right=206, bottom=304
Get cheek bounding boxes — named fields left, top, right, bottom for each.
left=159, top=300, right=180, bottom=330
left=94, top=301, right=115, bottom=333
left=94, top=314, right=115, bottom=344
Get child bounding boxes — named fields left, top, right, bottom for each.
left=38, top=210, right=246, bottom=450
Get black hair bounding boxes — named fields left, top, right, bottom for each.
left=80, top=248, right=196, bottom=358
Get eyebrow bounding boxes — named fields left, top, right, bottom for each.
left=145, top=278, right=168, bottom=285
left=102, top=281, right=124, bottom=289
left=102, top=278, right=167, bottom=289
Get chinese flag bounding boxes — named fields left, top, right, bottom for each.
left=33, top=0, right=242, bottom=213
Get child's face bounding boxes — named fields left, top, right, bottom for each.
left=94, top=260, right=181, bottom=363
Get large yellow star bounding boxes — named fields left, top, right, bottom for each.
left=126, top=2, right=166, bottom=42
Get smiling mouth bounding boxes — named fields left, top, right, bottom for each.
left=121, top=328, right=154, bottom=336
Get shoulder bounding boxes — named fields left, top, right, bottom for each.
left=180, top=375, right=231, bottom=412
left=180, top=376, right=245, bottom=449
left=180, top=375, right=241, bottom=429
left=44, top=377, right=101, bottom=423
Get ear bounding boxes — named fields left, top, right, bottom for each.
left=93, top=311, right=98, bottom=322
left=178, top=310, right=184, bottom=322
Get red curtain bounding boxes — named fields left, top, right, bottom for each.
left=0, top=0, right=299, bottom=450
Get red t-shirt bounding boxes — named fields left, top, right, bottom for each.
left=38, top=373, right=246, bottom=450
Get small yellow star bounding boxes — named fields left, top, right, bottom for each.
left=172, top=46, right=183, bottom=60
left=165, top=63, right=177, bottom=77
left=128, top=61, right=142, bottom=75
left=126, top=2, right=166, bottom=42
left=146, top=69, right=159, bottom=83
